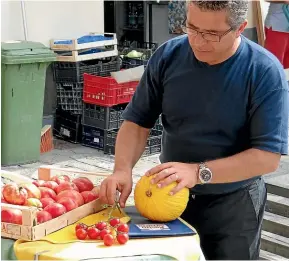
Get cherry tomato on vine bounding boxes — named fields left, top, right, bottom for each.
left=117, top=233, right=129, bottom=244
left=100, top=229, right=111, bottom=240
left=75, top=223, right=87, bottom=232
left=103, top=234, right=114, bottom=246
left=117, top=223, right=129, bottom=233
left=96, top=221, right=107, bottom=230
left=76, top=228, right=87, bottom=240
left=87, top=227, right=100, bottom=239
left=109, top=218, right=120, bottom=227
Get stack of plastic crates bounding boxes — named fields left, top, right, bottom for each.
left=81, top=71, right=163, bottom=157
left=81, top=103, right=127, bottom=151
left=81, top=67, right=137, bottom=151
left=52, top=34, right=120, bottom=143
left=118, top=41, right=158, bottom=69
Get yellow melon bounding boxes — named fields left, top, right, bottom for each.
left=134, top=174, right=189, bottom=222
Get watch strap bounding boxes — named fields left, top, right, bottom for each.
left=199, top=162, right=207, bottom=170
left=198, top=161, right=212, bottom=184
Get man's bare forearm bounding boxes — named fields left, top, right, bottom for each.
left=206, top=148, right=281, bottom=183
left=113, top=121, right=150, bottom=174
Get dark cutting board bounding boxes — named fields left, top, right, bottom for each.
left=125, top=206, right=196, bottom=238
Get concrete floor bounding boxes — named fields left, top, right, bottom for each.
left=2, top=138, right=289, bottom=203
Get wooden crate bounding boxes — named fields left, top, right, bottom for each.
left=1, top=166, right=111, bottom=241
left=50, top=33, right=118, bottom=62
left=40, top=125, right=54, bottom=154
left=50, top=33, right=117, bottom=51
left=53, top=49, right=118, bottom=62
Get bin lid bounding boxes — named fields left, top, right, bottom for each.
left=1, top=40, right=57, bottom=64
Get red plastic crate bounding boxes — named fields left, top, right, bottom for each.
left=83, top=73, right=138, bottom=107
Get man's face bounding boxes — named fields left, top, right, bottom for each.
left=186, top=3, right=246, bottom=64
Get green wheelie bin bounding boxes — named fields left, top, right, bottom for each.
left=1, top=41, right=56, bottom=166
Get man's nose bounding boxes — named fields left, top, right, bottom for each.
left=193, top=33, right=207, bottom=46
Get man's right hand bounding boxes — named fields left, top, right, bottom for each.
left=99, top=171, right=133, bottom=208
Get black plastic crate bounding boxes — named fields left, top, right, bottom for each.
left=105, top=129, right=162, bottom=147
left=82, top=103, right=127, bottom=130
left=155, top=114, right=162, bottom=125
left=81, top=125, right=111, bottom=150
left=153, top=115, right=163, bottom=131
left=143, top=144, right=162, bottom=156
left=146, top=129, right=162, bottom=146
left=118, top=41, right=158, bottom=69
left=120, top=49, right=153, bottom=69
left=104, top=129, right=162, bottom=156
left=105, top=130, right=118, bottom=146
left=153, top=123, right=163, bottom=131
left=56, top=82, right=83, bottom=115
left=118, top=41, right=158, bottom=53
left=53, top=108, right=82, bottom=143
left=53, top=57, right=121, bottom=83
left=104, top=143, right=162, bottom=157
left=103, top=144, right=115, bottom=155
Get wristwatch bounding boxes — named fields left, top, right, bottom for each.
left=198, top=162, right=213, bottom=184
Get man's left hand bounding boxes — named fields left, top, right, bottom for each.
left=145, top=162, right=199, bottom=195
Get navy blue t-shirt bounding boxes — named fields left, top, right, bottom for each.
left=122, top=35, right=289, bottom=195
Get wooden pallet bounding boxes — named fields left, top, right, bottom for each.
left=1, top=166, right=110, bottom=241
left=50, top=33, right=118, bottom=62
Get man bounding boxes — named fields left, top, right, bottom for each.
left=264, top=0, right=289, bottom=69
left=100, top=1, right=289, bottom=259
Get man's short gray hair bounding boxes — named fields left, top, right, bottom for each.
left=186, top=0, right=249, bottom=30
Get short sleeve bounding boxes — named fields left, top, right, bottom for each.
left=121, top=48, right=164, bottom=129
left=249, top=66, right=289, bottom=155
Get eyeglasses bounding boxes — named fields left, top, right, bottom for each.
left=181, top=20, right=233, bottom=42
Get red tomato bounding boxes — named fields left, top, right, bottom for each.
left=96, top=221, right=107, bottom=231
left=109, top=218, right=120, bottom=227
left=117, top=223, right=129, bottom=233
left=103, top=234, right=114, bottom=246
left=87, top=227, right=100, bottom=239
left=117, top=233, right=129, bottom=244
left=76, top=228, right=87, bottom=240
left=99, top=229, right=111, bottom=240
left=75, top=223, right=87, bottom=232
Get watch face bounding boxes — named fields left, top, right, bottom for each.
left=201, top=169, right=212, bottom=183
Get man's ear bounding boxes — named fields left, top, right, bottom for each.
left=236, top=20, right=248, bottom=37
